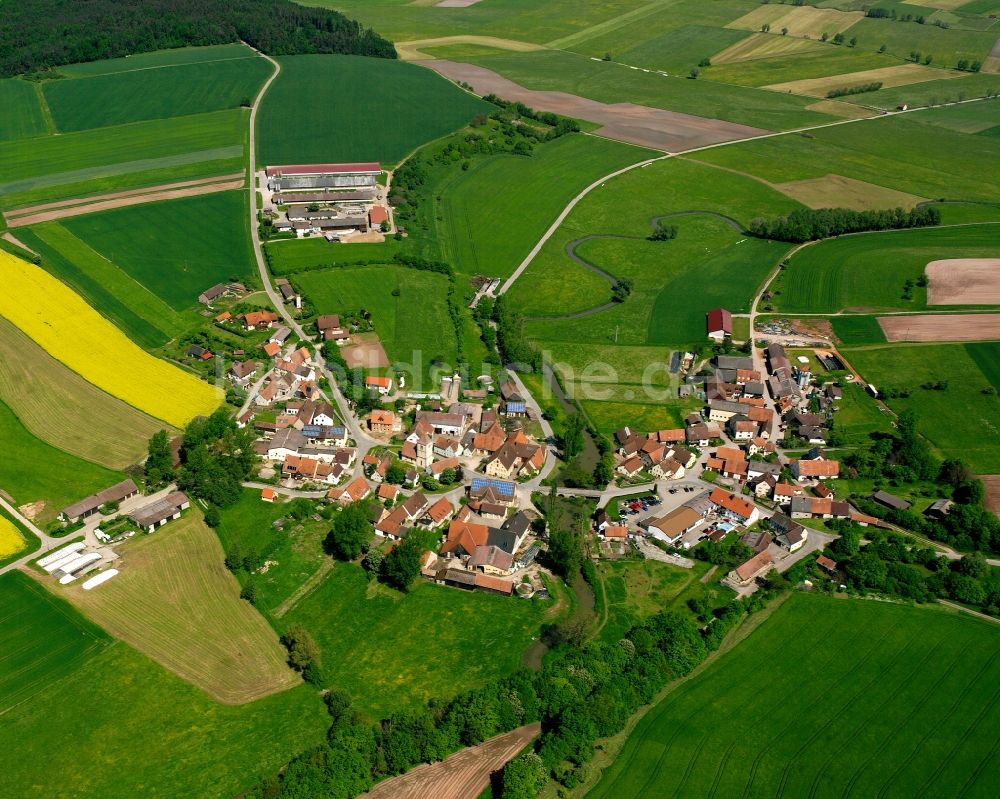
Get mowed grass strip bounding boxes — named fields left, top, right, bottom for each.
left=258, top=54, right=491, bottom=165
left=0, top=316, right=172, bottom=469
left=775, top=174, right=927, bottom=210
left=44, top=56, right=272, bottom=132
left=0, top=621, right=326, bottom=798
left=590, top=593, right=1000, bottom=799
left=712, top=31, right=823, bottom=64
left=0, top=108, right=246, bottom=209
left=774, top=225, right=1000, bottom=314
left=0, top=571, right=110, bottom=714
left=0, top=79, right=48, bottom=141
left=766, top=63, right=967, bottom=96
left=0, top=398, right=121, bottom=519
left=0, top=250, right=221, bottom=427
left=846, top=342, right=1000, bottom=470
left=283, top=562, right=547, bottom=718
left=61, top=190, right=255, bottom=310
left=63, top=511, right=300, bottom=704
left=438, top=134, right=653, bottom=278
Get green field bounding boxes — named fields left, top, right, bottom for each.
left=862, top=73, right=1000, bottom=111
left=616, top=25, right=749, bottom=73
left=0, top=573, right=327, bottom=798
left=61, top=190, right=255, bottom=309
left=693, top=110, right=1000, bottom=203
left=708, top=45, right=899, bottom=88
left=0, top=316, right=171, bottom=469
left=845, top=341, right=1000, bottom=470
left=58, top=43, right=260, bottom=76
left=44, top=54, right=271, bottom=132
left=282, top=562, right=548, bottom=718
left=436, top=133, right=652, bottom=278
left=257, top=54, right=491, bottom=166
left=0, top=398, right=121, bottom=519
left=832, top=381, right=896, bottom=445
left=0, top=108, right=246, bottom=209
left=590, top=593, right=1000, bottom=799
left=0, top=571, right=109, bottom=713
left=831, top=313, right=889, bottom=344
left=0, top=79, right=49, bottom=141
left=773, top=225, right=1000, bottom=313
left=265, top=237, right=406, bottom=274
left=849, top=14, right=997, bottom=64
left=295, top=265, right=460, bottom=385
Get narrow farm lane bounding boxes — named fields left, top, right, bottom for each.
left=0, top=495, right=60, bottom=576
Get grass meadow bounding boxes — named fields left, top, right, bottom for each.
left=692, top=111, right=1000, bottom=203
left=830, top=314, right=888, bottom=344
left=0, top=108, right=246, bottom=210
left=0, top=572, right=109, bottom=714
left=773, top=225, right=1000, bottom=313
left=61, top=190, right=255, bottom=309
left=708, top=45, right=897, bottom=87
left=265, top=237, right=406, bottom=274
left=0, top=250, right=222, bottom=427
left=615, top=25, right=749, bottom=73
left=43, top=53, right=271, bottom=132
left=64, top=511, right=301, bottom=704
left=0, top=570, right=327, bottom=797
left=282, top=562, right=549, bottom=718
left=0, top=399, right=120, bottom=519
left=295, top=265, right=460, bottom=385
left=0, top=316, right=170, bottom=469
left=831, top=381, right=896, bottom=445
left=435, top=133, right=652, bottom=278
left=845, top=341, right=1000, bottom=470
left=58, top=43, right=259, bottom=76
left=590, top=593, right=1000, bottom=799
left=257, top=55, right=491, bottom=166
left=0, top=79, right=49, bottom=141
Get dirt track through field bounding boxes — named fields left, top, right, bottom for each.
left=361, top=723, right=540, bottom=799
left=423, top=60, right=769, bottom=152
left=6, top=173, right=245, bottom=227
left=926, top=258, right=1000, bottom=305
left=877, top=313, right=1000, bottom=341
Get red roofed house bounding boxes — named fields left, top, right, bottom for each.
left=365, top=375, right=393, bottom=395
left=709, top=487, right=760, bottom=525
left=791, top=459, right=840, bottom=481
left=423, top=497, right=455, bottom=528
left=377, top=483, right=399, bottom=503
left=600, top=525, right=628, bottom=540
left=328, top=477, right=371, bottom=506
left=261, top=488, right=278, bottom=503
left=369, top=206, right=389, bottom=228
left=369, top=409, right=397, bottom=433
left=241, top=310, right=279, bottom=331
left=728, top=550, right=774, bottom=586
left=706, top=308, right=733, bottom=341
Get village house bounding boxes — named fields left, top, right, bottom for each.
left=768, top=512, right=809, bottom=552
left=644, top=506, right=703, bottom=546
left=790, top=459, right=840, bottom=481
left=366, top=375, right=393, bottom=396
left=368, top=409, right=398, bottom=434
left=327, top=477, right=371, bottom=506
left=599, top=524, right=628, bottom=541
left=706, top=308, right=732, bottom=341
left=229, top=360, right=258, bottom=386
left=499, top=381, right=527, bottom=417
left=198, top=284, right=229, bottom=305
left=469, top=477, right=517, bottom=506
left=60, top=479, right=140, bottom=523
left=728, top=550, right=774, bottom=586
left=241, top=310, right=279, bottom=331
left=709, top=488, right=760, bottom=526
left=132, top=492, right=190, bottom=533
left=773, top=482, right=806, bottom=505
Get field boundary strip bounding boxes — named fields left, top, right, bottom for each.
left=545, top=0, right=684, bottom=49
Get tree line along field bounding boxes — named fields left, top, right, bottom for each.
left=773, top=224, right=1000, bottom=314
left=844, top=341, right=1000, bottom=472
left=0, top=572, right=328, bottom=798
left=17, top=190, right=255, bottom=348
left=256, top=55, right=492, bottom=166
left=0, top=250, right=222, bottom=428
left=0, top=316, right=170, bottom=470
left=0, top=108, right=246, bottom=211
left=281, top=561, right=549, bottom=719
left=589, top=593, right=1000, bottom=799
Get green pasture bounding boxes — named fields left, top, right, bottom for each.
left=58, top=43, right=259, bottom=77
left=910, top=100, right=1000, bottom=134
left=0, top=109, right=247, bottom=209
left=44, top=56, right=272, bottom=132
left=615, top=25, right=749, bottom=73
left=933, top=201, right=1000, bottom=224
left=257, top=55, right=490, bottom=166
left=831, top=314, right=888, bottom=344
left=831, top=381, right=895, bottom=445
left=436, top=133, right=651, bottom=278
left=62, top=190, right=255, bottom=309
left=590, top=592, right=1000, bottom=799
left=850, top=15, right=996, bottom=63
left=0, top=399, right=121, bottom=519
left=454, top=49, right=836, bottom=130
left=773, top=225, right=1000, bottom=314
left=845, top=341, right=1000, bottom=470
left=0, top=571, right=109, bottom=713
left=0, top=79, right=49, bottom=141
left=282, top=561, right=548, bottom=718
left=692, top=111, right=1000, bottom=203
left=265, top=237, right=406, bottom=275
left=581, top=399, right=692, bottom=435
left=0, top=595, right=327, bottom=798
left=295, top=265, right=459, bottom=385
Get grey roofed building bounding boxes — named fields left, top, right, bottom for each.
left=198, top=283, right=228, bottom=304
left=925, top=499, right=953, bottom=519
left=441, top=568, right=477, bottom=590
left=871, top=490, right=912, bottom=511
left=714, top=355, right=754, bottom=371
left=132, top=491, right=190, bottom=531
left=60, top=479, right=140, bottom=522
left=272, top=190, right=375, bottom=204
left=747, top=460, right=781, bottom=478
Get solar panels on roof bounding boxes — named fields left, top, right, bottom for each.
left=470, top=478, right=515, bottom=498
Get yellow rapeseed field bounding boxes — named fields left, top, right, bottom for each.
left=0, top=516, right=26, bottom=559
left=0, top=250, right=221, bottom=427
